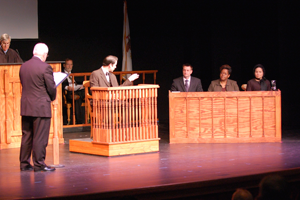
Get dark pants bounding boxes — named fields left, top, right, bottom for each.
left=19, top=116, right=51, bottom=169
left=67, top=89, right=85, bottom=124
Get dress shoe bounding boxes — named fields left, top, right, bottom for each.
left=20, top=165, right=33, bottom=171
left=34, top=166, right=56, bottom=172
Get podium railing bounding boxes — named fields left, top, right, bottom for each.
left=91, top=85, right=159, bottom=144
left=63, top=70, right=158, bottom=127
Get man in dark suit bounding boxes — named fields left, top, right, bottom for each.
left=90, top=55, right=139, bottom=87
left=19, top=43, right=56, bottom=172
left=62, top=58, right=85, bottom=124
left=170, top=63, right=203, bottom=92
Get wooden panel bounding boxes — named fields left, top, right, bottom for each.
left=225, top=97, right=238, bottom=138
left=200, top=97, right=212, bottom=138
left=264, top=97, right=276, bottom=137
left=187, top=98, right=200, bottom=139
left=212, top=97, right=225, bottom=138
left=174, top=98, right=187, bottom=139
left=251, top=97, right=263, bottom=137
left=237, top=97, right=251, bottom=138
left=169, top=91, right=281, bottom=143
left=0, top=63, right=63, bottom=149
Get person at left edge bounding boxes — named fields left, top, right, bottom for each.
left=170, top=63, right=203, bottom=92
left=0, top=33, right=23, bottom=63
left=19, top=43, right=56, bottom=172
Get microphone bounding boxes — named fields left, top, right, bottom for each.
left=16, top=49, right=23, bottom=61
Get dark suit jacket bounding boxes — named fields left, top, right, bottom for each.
left=61, top=70, right=80, bottom=91
left=208, top=79, right=239, bottom=91
left=170, top=76, right=203, bottom=92
left=246, top=78, right=271, bottom=91
left=19, top=56, right=57, bottom=118
left=0, top=48, right=23, bottom=63
left=90, top=68, right=131, bottom=87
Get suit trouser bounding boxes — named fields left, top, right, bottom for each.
left=67, top=90, right=85, bottom=124
left=19, top=116, right=51, bottom=169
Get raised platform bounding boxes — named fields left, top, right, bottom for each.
left=69, top=138, right=160, bottom=156
left=1, top=126, right=300, bottom=199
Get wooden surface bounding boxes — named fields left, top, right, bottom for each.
left=69, top=84, right=160, bottom=156
left=0, top=63, right=64, bottom=149
left=69, top=138, right=159, bottom=156
left=169, top=91, right=281, bottom=143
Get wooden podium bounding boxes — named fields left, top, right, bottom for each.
left=169, top=91, right=281, bottom=143
left=0, top=62, right=64, bottom=149
left=69, top=84, right=160, bottom=156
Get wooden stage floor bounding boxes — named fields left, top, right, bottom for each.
left=1, top=124, right=300, bottom=200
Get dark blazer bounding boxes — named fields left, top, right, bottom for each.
left=170, top=76, right=203, bottom=92
left=208, top=79, right=239, bottom=91
left=246, top=78, right=271, bottom=91
left=61, top=70, right=80, bottom=91
left=19, top=56, right=56, bottom=118
left=0, top=48, right=23, bottom=63
left=90, top=68, right=131, bottom=87
left=62, top=74, right=69, bottom=92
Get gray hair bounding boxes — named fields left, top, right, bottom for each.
left=0, top=33, right=11, bottom=42
left=33, top=43, right=49, bottom=55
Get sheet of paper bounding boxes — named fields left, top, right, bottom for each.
left=53, top=72, right=68, bottom=87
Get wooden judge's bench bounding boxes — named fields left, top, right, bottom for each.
left=169, top=90, right=281, bottom=143
left=0, top=63, right=64, bottom=149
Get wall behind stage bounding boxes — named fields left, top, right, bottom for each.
left=11, top=0, right=300, bottom=129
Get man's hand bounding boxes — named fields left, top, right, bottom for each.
left=128, top=73, right=139, bottom=82
left=67, top=86, right=74, bottom=91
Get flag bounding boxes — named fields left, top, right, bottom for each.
left=122, top=0, right=132, bottom=79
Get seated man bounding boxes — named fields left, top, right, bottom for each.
left=0, top=33, right=23, bottom=63
left=170, top=63, right=203, bottom=92
left=62, top=58, right=85, bottom=124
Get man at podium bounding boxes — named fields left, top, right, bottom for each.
left=0, top=33, right=23, bottom=63
left=90, top=55, right=139, bottom=87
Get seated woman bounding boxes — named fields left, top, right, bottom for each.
left=246, top=64, right=271, bottom=91
left=208, top=64, right=239, bottom=91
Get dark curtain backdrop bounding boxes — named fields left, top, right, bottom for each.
left=10, top=0, right=300, bottom=129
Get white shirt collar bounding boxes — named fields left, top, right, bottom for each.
left=101, top=66, right=109, bottom=75
left=34, top=55, right=43, bottom=61
left=1, top=46, right=8, bottom=54
left=183, top=76, right=191, bottom=83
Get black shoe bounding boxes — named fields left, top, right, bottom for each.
left=34, top=166, right=56, bottom=172
left=20, top=165, right=33, bottom=171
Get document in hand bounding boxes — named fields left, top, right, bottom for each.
left=53, top=72, right=69, bottom=87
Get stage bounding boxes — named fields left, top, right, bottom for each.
left=1, top=124, right=300, bottom=200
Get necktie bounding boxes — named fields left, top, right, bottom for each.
left=69, top=75, right=77, bottom=85
left=185, top=80, right=189, bottom=92
left=105, top=72, right=110, bottom=82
